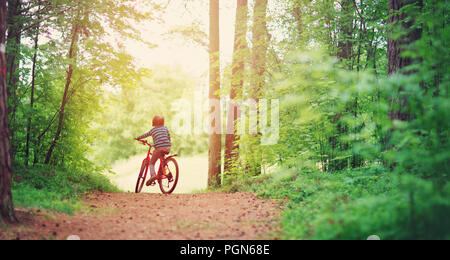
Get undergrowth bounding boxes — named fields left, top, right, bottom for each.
left=11, top=164, right=120, bottom=215
left=224, top=165, right=450, bottom=240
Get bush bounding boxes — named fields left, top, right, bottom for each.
left=245, top=166, right=450, bottom=240
left=11, top=164, right=119, bottom=215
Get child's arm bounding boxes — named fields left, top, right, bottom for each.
left=136, top=129, right=153, bottom=140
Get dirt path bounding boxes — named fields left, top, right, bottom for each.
left=1, top=192, right=281, bottom=240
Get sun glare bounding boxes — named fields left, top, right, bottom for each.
left=122, top=0, right=236, bottom=81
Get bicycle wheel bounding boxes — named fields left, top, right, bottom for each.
left=135, top=159, right=149, bottom=193
left=158, top=157, right=179, bottom=194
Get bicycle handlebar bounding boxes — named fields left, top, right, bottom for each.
left=137, top=139, right=152, bottom=147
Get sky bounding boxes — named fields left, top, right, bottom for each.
left=124, top=0, right=237, bottom=83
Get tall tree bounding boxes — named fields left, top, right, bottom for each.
left=225, top=0, right=248, bottom=174
left=0, top=0, right=17, bottom=224
left=37, top=0, right=155, bottom=165
left=292, top=0, right=303, bottom=41
left=248, top=0, right=268, bottom=176
left=208, top=0, right=221, bottom=187
left=387, top=0, right=423, bottom=121
left=44, top=9, right=81, bottom=164
left=25, top=1, right=42, bottom=166
left=251, top=0, right=268, bottom=98
left=5, top=0, right=23, bottom=160
left=337, top=0, right=354, bottom=63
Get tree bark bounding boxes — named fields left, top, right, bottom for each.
left=249, top=0, right=268, bottom=176
left=0, top=0, right=17, bottom=224
left=337, top=0, right=353, bottom=63
left=25, top=18, right=40, bottom=166
left=225, top=0, right=248, bottom=174
left=5, top=0, right=22, bottom=161
left=387, top=0, right=422, bottom=121
left=251, top=0, right=268, bottom=98
left=292, top=2, right=303, bottom=41
left=208, top=0, right=222, bottom=187
left=45, top=19, right=80, bottom=165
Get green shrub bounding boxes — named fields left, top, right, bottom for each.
left=11, top=164, right=119, bottom=215
left=245, top=166, right=450, bottom=240
left=305, top=175, right=450, bottom=240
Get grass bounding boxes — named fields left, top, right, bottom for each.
left=11, top=164, right=120, bottom=215
left=226, top=164, right=450, bottom=240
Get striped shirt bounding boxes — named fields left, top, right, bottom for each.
left=138, top=126, right=172, bottom=149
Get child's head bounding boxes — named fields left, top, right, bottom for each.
left=152, top=115, right=165, bottom=127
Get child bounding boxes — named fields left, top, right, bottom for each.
left=135, top=115, right=171, bottom=186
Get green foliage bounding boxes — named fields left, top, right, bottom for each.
left=11, top=164, right=119, bottom=215
left=4, top=0, right=168, bottom=214
left=384, top=0, right=450, bottom=181
left=8, top=0, right=162, bottom=167
left=90, top=66, right=209, bottom=167
left=3, top=0, right=448, bottom=239
left=230, top=49, right=384, bottom=177
left=241, top=166, right=450, bottom=240
left=224, top=0, right=449, bottom=240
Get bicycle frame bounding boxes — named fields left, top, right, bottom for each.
left=139, top=139, right=177, bottom=181
left=136, top=139, right=179, bottom=194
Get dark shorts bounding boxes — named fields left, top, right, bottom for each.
left=150, top=147, right=171, bottom=165
left=149, top=147, right=171, bottom=176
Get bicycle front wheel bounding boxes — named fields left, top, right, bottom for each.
left=158, top=157, right=179, bottom=194
left=135, top=160, right=149, bottom=194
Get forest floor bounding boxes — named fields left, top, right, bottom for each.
left=0, top=192, right=281, bottom=240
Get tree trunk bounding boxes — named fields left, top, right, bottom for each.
left=251, top=0, right=268, bottom=98
left=292, top=2, right=303, bottom=41
left=337, top=0, right=353, bottom=63
left=0, top=0, right=17, bottom=224
left=45, top=21, right=80, bottom=165
left=225, top=0, right=248, bottom=174
left=249, top=0, right=268, bottom=176
left=25, top=22, right=40, bottom=166
left=208, top=0, right=222, bottom=187
left=387, top=0, right=422, bottom=76
left=5, top=0, right=22, bottom=161
left=387, top=0, right=422, bottom=121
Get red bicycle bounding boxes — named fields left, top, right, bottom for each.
left=135, top=140, right=179, bottom=194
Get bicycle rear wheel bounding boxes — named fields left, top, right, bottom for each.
left=135, top=160, right=149, bottom=193
left=158, top=157, right=179, bottom=194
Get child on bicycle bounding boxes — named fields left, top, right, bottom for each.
left=135, top=115, right=171, bottom=186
